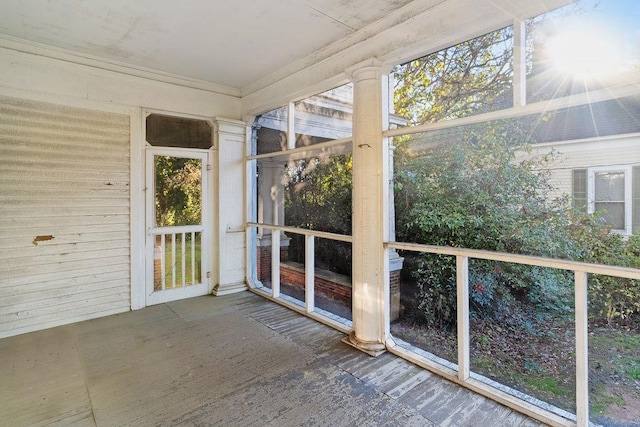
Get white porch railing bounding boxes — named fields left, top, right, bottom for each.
left=248, top=222, right=640, bottom=426
left=153, top=226, right=202, bottom=290
left=248, top=223, right=353, bottom=333
left=386, top=241, right=640, bottom=427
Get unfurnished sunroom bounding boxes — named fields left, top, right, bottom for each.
left=1, top=1, right=640, bottom=426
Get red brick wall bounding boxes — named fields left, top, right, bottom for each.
left=257, top=245, right=271, bottom=282
left=280, top=264, right=352, bottom=305
left=258, top=246, right=401, bottom=320
left=256, top=244, right=289, bottom=282
left=154, top=246, right=162, bottom=291
left=390, top=270, right=400, bottom=295
left=390, top=269, right=401, bottom=321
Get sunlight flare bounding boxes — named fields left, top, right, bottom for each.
left=547, top=23, right=624, bottom=80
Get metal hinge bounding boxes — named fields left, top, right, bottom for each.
left=206, top=164, right=211, bottom=171
left=206, top=271, right=212, bottom=278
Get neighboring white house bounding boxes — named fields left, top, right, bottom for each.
left=528, top=96, right=640, bottom=235
left=535, top=133, right=640, bottom=235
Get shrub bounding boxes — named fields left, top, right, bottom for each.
left=396, top=134, right=640, bottom=328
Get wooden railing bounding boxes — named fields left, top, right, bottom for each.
left=153, top=227, right=202, bottom=289
left=248, top=223, right=353, bottom=333
left=247, top=223, right=640, bottom=426
left=386, top=241, right=640, bottom=427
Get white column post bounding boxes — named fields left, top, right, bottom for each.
left=305, top=235, right=315, bottom=313
left=345, top=62, right=388, bottom=356
left=457, top=255, right=470, bottom=381
left=213, top=118, right=248, bottom=296
left=513, top=19, right=527, bottom=108
left=575, top=271, right=589, bottom=427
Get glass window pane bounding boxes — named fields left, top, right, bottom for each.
left=527, top=0, right=640, bottom=103
left=392, top=26, right=513, bottom=127
left=313, top=238, right=352, bottom=321
left=594, top=172, right=625, bottom=201
left=295, top=83, right=353, bottom=147
left=283, top=154, right=352, bottom=235
left=154, top=156, right=202, bottom=227
left=390, top=251, right=457, bottom=365
left=594, top=202, right=625, bottom=229
left=279, top=233, right=306, bottom=307
left=254, top=106, right=288, bottom=155
left=588, top=282, right=640, bottom=426
left=255, top=150, right=352, bottom=233
left=146, top=114, right=212, bottom=149
left=531, top=95, right=640, bottom=143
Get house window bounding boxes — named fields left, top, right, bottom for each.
left=573, top=166, right=638, bottom=234
left=592, top=169, right=627, bottom=231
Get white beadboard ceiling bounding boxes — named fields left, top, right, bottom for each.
left=0, top=0, right=414, bottom=91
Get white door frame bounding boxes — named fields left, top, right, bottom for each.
left=145, top=147, right=213, bottom=305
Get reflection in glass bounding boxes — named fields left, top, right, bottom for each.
left=254, top=106, right=288, bottom=155
left=295, top=83, right=353, bottom=147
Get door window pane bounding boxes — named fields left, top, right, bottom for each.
left=154, top=156, right=202, bottom=227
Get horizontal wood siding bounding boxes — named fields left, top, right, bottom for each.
left=0, top=95, right=131, bottom=338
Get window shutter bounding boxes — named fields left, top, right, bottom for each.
left=633, top=166, right=640, bottom=234
left=572, top=169, right=588, bottom=213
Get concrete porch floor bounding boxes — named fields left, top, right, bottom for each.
left=0, top=292, right=545, bottom=426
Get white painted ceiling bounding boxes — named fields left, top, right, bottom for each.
left=0, top=0, right=414, bottom=90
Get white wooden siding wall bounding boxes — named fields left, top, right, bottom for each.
left=525, top=135, right=640, bottom=201
left=0, top=95, right=131, bottom=338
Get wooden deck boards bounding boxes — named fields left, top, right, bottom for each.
left=0, top=292, right=545, bottom=426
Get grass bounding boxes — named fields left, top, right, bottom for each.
left=392, top=304, right=640, bottom=424
left=590, top=386, right=626, bottom=415
left=520, top=376, right=572, bottom=398
left=158, top=237, right=202, bottom=288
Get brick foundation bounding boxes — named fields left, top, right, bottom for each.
left=280, top=262, right=352, bottom=306
left=257, top=245, right=271, bottom=282
left=257, top=245, right=402, bottom=321
left=278, top=261, right=401, bottom=321
left=154, top=246, right=162, bottom=291
left=389, top=269, right=401, bottom=321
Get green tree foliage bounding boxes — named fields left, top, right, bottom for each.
left=283, top=154, right=353, bottom=275
left=395, top=132, right=579, bottom=327
left=394, top=128, right=640, bottom=328
left=284, top=155, right=352, bottom=235
left=155, top=156, right=202, bottom=227
left=393, top=26, right=513, bottom=125
left=391, top=11, right=640, bottom=328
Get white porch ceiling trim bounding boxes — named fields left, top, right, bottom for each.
left=240, top=0, right=573, bottom=117
left=0, top=35, right=241, bottom=98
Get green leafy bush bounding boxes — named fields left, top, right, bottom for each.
left=395, top=134, right=640, bottom=328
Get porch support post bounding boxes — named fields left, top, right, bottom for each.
left=255, top=159, right=291, bottom=283
left=344, top=62, right=389, bottom=356
left=213, top=118, right=248, bottom=296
